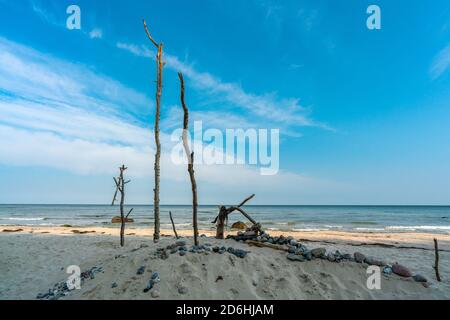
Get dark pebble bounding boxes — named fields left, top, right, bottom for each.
left=137, top=266, right=146, bottom=275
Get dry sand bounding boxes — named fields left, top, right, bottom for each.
left=1, top=226, right=449, bottom=300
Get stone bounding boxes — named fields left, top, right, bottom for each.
left=327, top=253, right=336, bottom=262
left=212, top=246, right=220, bottom=253
left=287, top=253, right=306, bottom=262
left=137, top=266, right=146, bottom=275
left=232, top=249, right=247, bottom=259
left=289, top=239, right=298, bottom=246
left=231, top=221, right=247, bottom=230
left=151, top=289, right=160, bottom=298
left=167, top=244, right=177, bottom=250
left=364, top=256, right=386, bottom=267
left=176, top=240, right=187, bottom=247
left=288, top=246, right=296, bottom=254
left=354, top=252, right=366, bottom=263
left=342, top=253, right=352, bottom=260
left=311, top=248, right=326, bottom=258
left=178, top=286, right=188, bottom=295
left=179, top=251, right=186, bottom=256
left=304, top=251, right=312, bottom=261
left=143, top=280, right=154, bottom=293
left=413, top=274, right=427, bottom=283
left=383, top=266, right=393, bottom=274
left=268, top=238, right=274, bottom=244
left=151, top=272, right=160, bottom=281
left=170, top=248, right=178, bottom=254
left=111, top=282, right=118, bottom=288
left=392, top=263, right=412, bottom=277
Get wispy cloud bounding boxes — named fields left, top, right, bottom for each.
left=116, top=42, right=330, bottom=132
left=0, top=37, right=150, bottom=120
left=0, top=37, right=337, bottom=201
left=89, top=28, right=103, bottom=39
left=30, top=0, right=63, bottom=27
left=430, top=43, right=450, bottom=80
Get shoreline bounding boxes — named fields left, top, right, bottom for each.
left=2, top=225, right=450, bottom=248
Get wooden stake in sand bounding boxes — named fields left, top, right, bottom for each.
left=112, top=165, right=133, bottom=247
left=434, top=238, right=441, bottom=282
left=212, top=194, right=259, bottom=239
left=143, top=19, right=164, bottom=243
left=169, top=211, right=179, bottom=239
left=178, top=72, right=199, bottom=246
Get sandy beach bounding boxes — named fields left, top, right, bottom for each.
left=1, top=225, right=449, bottom=300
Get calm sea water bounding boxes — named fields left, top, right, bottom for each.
left=0, top=205, right=450, bottom=234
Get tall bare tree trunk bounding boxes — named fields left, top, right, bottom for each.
left=178, top=72, right=199, bottom=246
left=143, top=20, right=164, bottom=243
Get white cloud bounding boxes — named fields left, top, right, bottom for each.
left=430, top=43, right=450, bottom=80
left=0, top=37, right=151, bottom=120
left=116, top=41, right=330, bottom=131
left=0, top=37, right=341, bottom=203
left=89, top=28, right=103, bottom=39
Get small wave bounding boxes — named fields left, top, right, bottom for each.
left=292, top=228, right=330, bottom=232
left=355, top=227, right=386, bottom=231
left=350, top=221, right=379, bottom=225
left=1, top=217, right=47, bottom=221
left=386, top=225, right=450, bottom=231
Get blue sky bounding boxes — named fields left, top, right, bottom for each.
left=0, top=0, right=449, bottom=204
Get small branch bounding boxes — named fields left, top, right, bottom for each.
left=434, top=238, right=442, bottom=282
left=228, top=207, right=257, bottom=225
left=169, top=211, right=179, bottom=239
left=246, top=240, right=289, bottom=252
left=125, top=208, right=134, bottom=219
left=236, top=194, right=255, bottom=208
left=142, top=19, right=159, bottom=48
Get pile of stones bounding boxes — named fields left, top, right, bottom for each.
left=36, top=266, right=103, bottom=300
left=229, top=230, right=429, bottom=285
left=160, top=239, right=248, bottom=259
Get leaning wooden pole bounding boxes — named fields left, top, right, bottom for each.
left=169, top=211, right=179, bottom=239
left=143, top=19, right=164, bottom=243
left=434, top=238, right=441, bottom=282
left=178, top=72, right=199, bottom=246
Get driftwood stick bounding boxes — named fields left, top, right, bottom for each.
left=178, top=72, right=199, bottom=246
left=142, top=19, right=159, bottom=48
left=125, top=208, right=134, bottom=219
left=236, top=194, right=255, bottom=208
left=434, top=238, right=441, bottom=282
left=246, top=240, right=289, bottom=252
left=229, top=207, right=257, bottom=225
left=111, top=177, right=121, bottom=206
left=169, top=211, right=179, bottom=239
left=143, top=19, right=164, bottom=243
